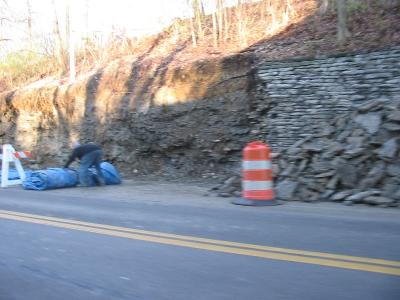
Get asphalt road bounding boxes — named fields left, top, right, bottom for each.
left=0, top=180, right=399, bottom=300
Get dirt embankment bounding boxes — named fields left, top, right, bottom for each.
left=0, top=52, right=254, bottom=178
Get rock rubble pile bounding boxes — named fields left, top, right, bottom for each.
left=211, top=99, right=400, bottom=207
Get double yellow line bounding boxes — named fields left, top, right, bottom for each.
left=1, top=209, right=399, bottom=276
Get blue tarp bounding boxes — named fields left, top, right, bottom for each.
left=88, top=162, right=122, bottom=186
left=22, top=168, right=79, bottom=191
left=22, top=162, right=121, bottom=191
left=0, top=169, right=32, bottom=181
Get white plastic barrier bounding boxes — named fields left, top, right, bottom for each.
left=0, top=144, right=31, bottom=188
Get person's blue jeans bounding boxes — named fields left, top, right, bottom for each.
left=79, top=150, right=105, bottom=186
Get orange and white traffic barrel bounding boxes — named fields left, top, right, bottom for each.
left=232, top=141, right=279, bottom=206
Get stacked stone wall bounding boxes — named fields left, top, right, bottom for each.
left=253, top=48, right=400, bottom=152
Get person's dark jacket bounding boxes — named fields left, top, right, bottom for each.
left=64, top=144, right=101, bottom=168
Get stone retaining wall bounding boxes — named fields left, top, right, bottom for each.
left=253, top=48, right=400, bottom=152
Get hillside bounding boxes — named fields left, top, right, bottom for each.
left=0, top=1, right=400, bottom=206
left=83, top=1, right=400, bottom=79
left=94, top=0, right=400, bottom=70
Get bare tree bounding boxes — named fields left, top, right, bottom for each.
left=223, top=1, right=229, bottom=41
left=192, top=0, right=204, bottom=40
left=0, top=0, right=13, bottom=43
left=65, top=1, right=70, bottom=51
left=188, top=0, right=197, bottom=47
left=26, top=0, right=32, bottom=49
left=216, top=0, right=224, bottom=42
left=66, top=0, right=75, bottom=81
left=318, top=0, right=332, bottom=14
left=336, top=0, right=350, bottom=44
left=52, top=0, right=66, bottom=69
left=212, top=7, right=218, bottom=48
left=236, top=0, right=247, bottom=47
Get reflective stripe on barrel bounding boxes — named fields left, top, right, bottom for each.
left=243, top=180, right=273, bottom=190
left=242, top=141, right=274, bottom=201
left=242, top=160, right=271, bottom=170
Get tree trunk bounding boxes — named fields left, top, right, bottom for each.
left=217, top=0, right=224, bottom=42
left=26, top=0, right=32, bottom=49
left=236, top=0, right=246, bottom=47
left=223, top=5, right=229, bottom=41
left=267, top=0, right=277, bottom=35
left=286, top=0, right=295, bottom=17
left=189, top=15, right=197, bottom=47
left=65, top=1, right=70, bottom=51
left=51, top=0, right=66, bottom=70
left=66, top=0, right=75, bottom=82
left=212, top=10, right=218, bottom=48
left=336, top=0, right=350, bottom=44
left=319, top=0, right=331, bottom=14
left=192, top=0, right=204, bottom=41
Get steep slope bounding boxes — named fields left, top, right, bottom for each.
left=0, top=0, right=399, bottom=182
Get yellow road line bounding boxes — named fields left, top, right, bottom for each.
left=0, top=210, right=399, bottom=276
left=1, top=209, right=399, bottom=268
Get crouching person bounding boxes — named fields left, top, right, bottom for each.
left=64, top=142, right=105, bottom=187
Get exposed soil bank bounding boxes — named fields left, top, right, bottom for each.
left=0, top=53, right=254, bottom=178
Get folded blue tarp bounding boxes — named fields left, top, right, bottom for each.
left=22, top=162, right=121, bottom=191
left=88, top=162, right=122, bottom=186
left=0, top=169, right=32, bottom=181
left=22, top=168, right=79, bottom=191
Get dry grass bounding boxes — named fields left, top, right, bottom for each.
left=0, top=0, right=314, bottom=92
left=0, top=50, right=59, bottom=92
